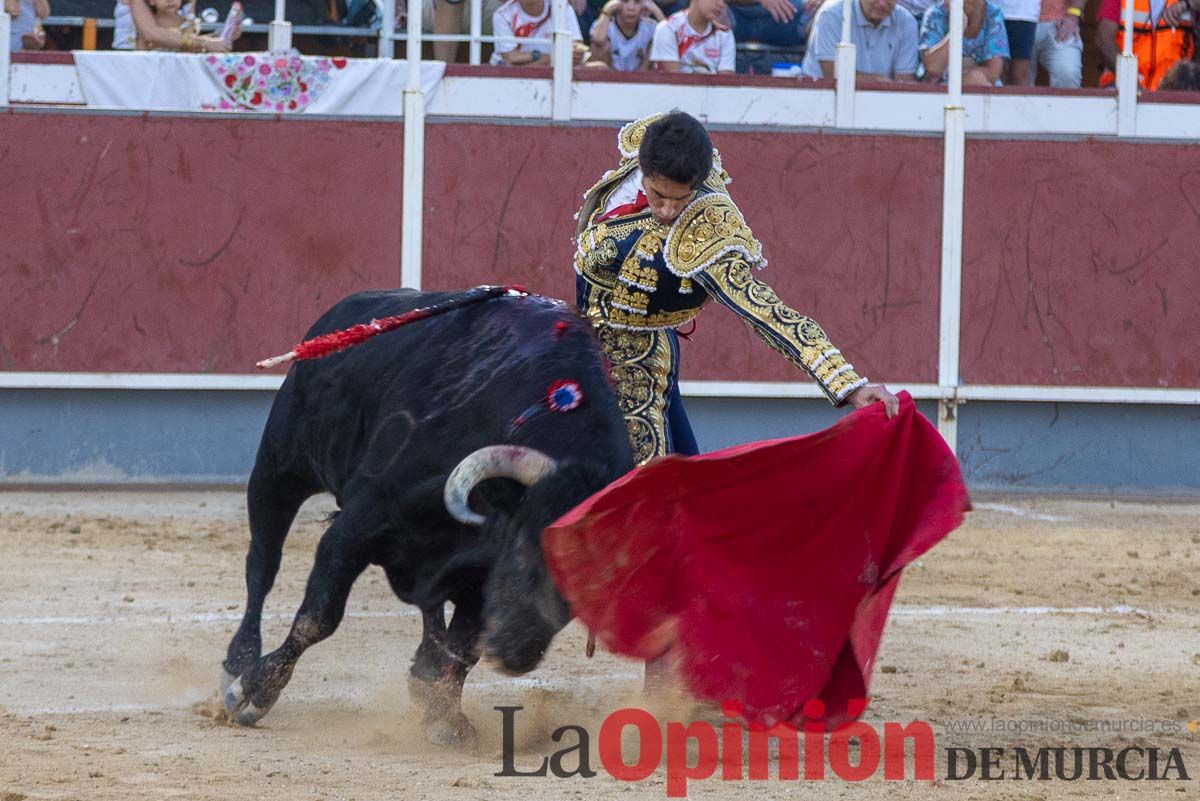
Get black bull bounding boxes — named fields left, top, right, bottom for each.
left=221, top=289, right=634, bottom=744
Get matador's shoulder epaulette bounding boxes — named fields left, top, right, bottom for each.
left=664, top=192, right=765, bottom=278
left=617, top=113, right=669, bottom=160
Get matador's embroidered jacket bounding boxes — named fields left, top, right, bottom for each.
left=574, top=114, right=868, bottom=464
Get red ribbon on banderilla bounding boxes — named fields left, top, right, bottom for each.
left=256, top=285, right=528, bottom=369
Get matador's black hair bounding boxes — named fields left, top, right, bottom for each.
left=638, top=111, right=713, bottom=189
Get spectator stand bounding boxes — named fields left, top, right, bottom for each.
left=36, top=0, right=552, bottom=64
left=381, top=0, right=556, bottom=64
left=40, top=15, right=378, bottom=52
left=36, top=0, right=809, bottom=74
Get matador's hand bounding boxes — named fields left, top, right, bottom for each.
left=847, top=383, right=899, bottom=419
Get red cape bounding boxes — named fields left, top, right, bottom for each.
left=542, top=392, right=970, bottom=729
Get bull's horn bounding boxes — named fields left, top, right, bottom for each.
left=444, top=445, right=559, bottom=526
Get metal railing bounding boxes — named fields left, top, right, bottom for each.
left=43, top=15, right=377, bottom=35
left=380, top=0, right=562, bottom=65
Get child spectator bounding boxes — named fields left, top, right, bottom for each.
left=129, top=0, right=233, bottom=50
left=920, top=0, right=1009, bottom=84
left=650, top=0, right=736, bottom=73
left=429, top=0, right=548, bottom=62
left=491, top=0, right=585, bottom=63
left=1096, top=0, right=1193, bottom=90
left=800, top=0, right=919, bottom=80
left=589, top=0, right=663, bottom=69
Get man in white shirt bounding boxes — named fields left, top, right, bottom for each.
left=800, top=0, right=919, bottom=80
left=649, top=0, right=737, bottom=73
left=491, top=0, right=585, bottom=65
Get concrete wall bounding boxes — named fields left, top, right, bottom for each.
left=3, top=389, right=1197, bottom=495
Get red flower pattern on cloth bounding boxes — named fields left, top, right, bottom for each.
left=202, top=54, right=348, bottom=113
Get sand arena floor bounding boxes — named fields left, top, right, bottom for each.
left=0, top=491, right=1197, bottom=800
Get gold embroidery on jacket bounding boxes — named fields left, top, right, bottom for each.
left=617, top=113, right=668, bottom=159
left=597, top=325, right=673, bottom=464
left=617, top=251, right=661, bottom=294
left=612, top=281, right=651, bottom=315
left=665, top=194, right=764, bottom=278
left=695, top=258, right=866, bottom=404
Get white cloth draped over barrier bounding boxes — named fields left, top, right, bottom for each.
left=74, top=52, right=446, bottom=114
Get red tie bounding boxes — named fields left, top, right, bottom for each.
left=597, top=191, right=648, bottom=222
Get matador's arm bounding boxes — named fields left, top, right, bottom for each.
left=693, top=258, right=868, bottom=406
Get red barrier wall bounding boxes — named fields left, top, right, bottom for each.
left=2, top=110, right=1196, bottom=388
left=0, top=112, right=402, bottom=373
left=961, top=139, right=1200, bottom=387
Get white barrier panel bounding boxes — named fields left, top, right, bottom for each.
left=937, top=0, right=966, bottom=448
left=400, top=0, right=425, bottom=288
left=1, top=11, right=10, bottom=108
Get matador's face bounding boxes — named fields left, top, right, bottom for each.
left=641, top=172, right=697, bottom=225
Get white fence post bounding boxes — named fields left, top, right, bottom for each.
left=834, top=0, right=856, bottom=126
left=1, top=12, right=10, bottom=109
left=401, top=0, right=424, bottom=288
left=268, top=0, right=293, bottom=51
left=937, top=0, right=966, bottom=451
left=1115, top=0, right=1137, bottom=135
left=380, top=0, right=396, bottom=57
left=551, top=0, right=572, bottom=121
left=469, top=0, right=483, bottom=64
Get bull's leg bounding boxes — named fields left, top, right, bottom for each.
left=407, top=606, right=449, bottom=708
left=221, top=468, right=316, bottom=694
left=405, top=590, right=484, bottom=747
left=224, top=509, right=373, bottom=726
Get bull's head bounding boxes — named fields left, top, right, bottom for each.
left=444, top=445, right=602, bottom=675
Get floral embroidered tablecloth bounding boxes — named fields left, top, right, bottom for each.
left=74, top=51, right=445, bottom=115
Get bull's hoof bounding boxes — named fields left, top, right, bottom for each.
left=426, top=714, right=478, bottom=748
left=223, top=676, right=271, bottom=727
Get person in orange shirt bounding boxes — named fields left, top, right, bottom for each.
left=1096, top=0, right=1194, bottom=89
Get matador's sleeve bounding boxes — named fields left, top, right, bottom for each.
left=667, top=194, right=868, bottom=406
left=694, top=260, right=868, bottom=405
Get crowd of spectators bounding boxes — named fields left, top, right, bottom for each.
left=469, top=0, right=1200, bottom=90
left=5, top=0, right=1200, bottom=92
